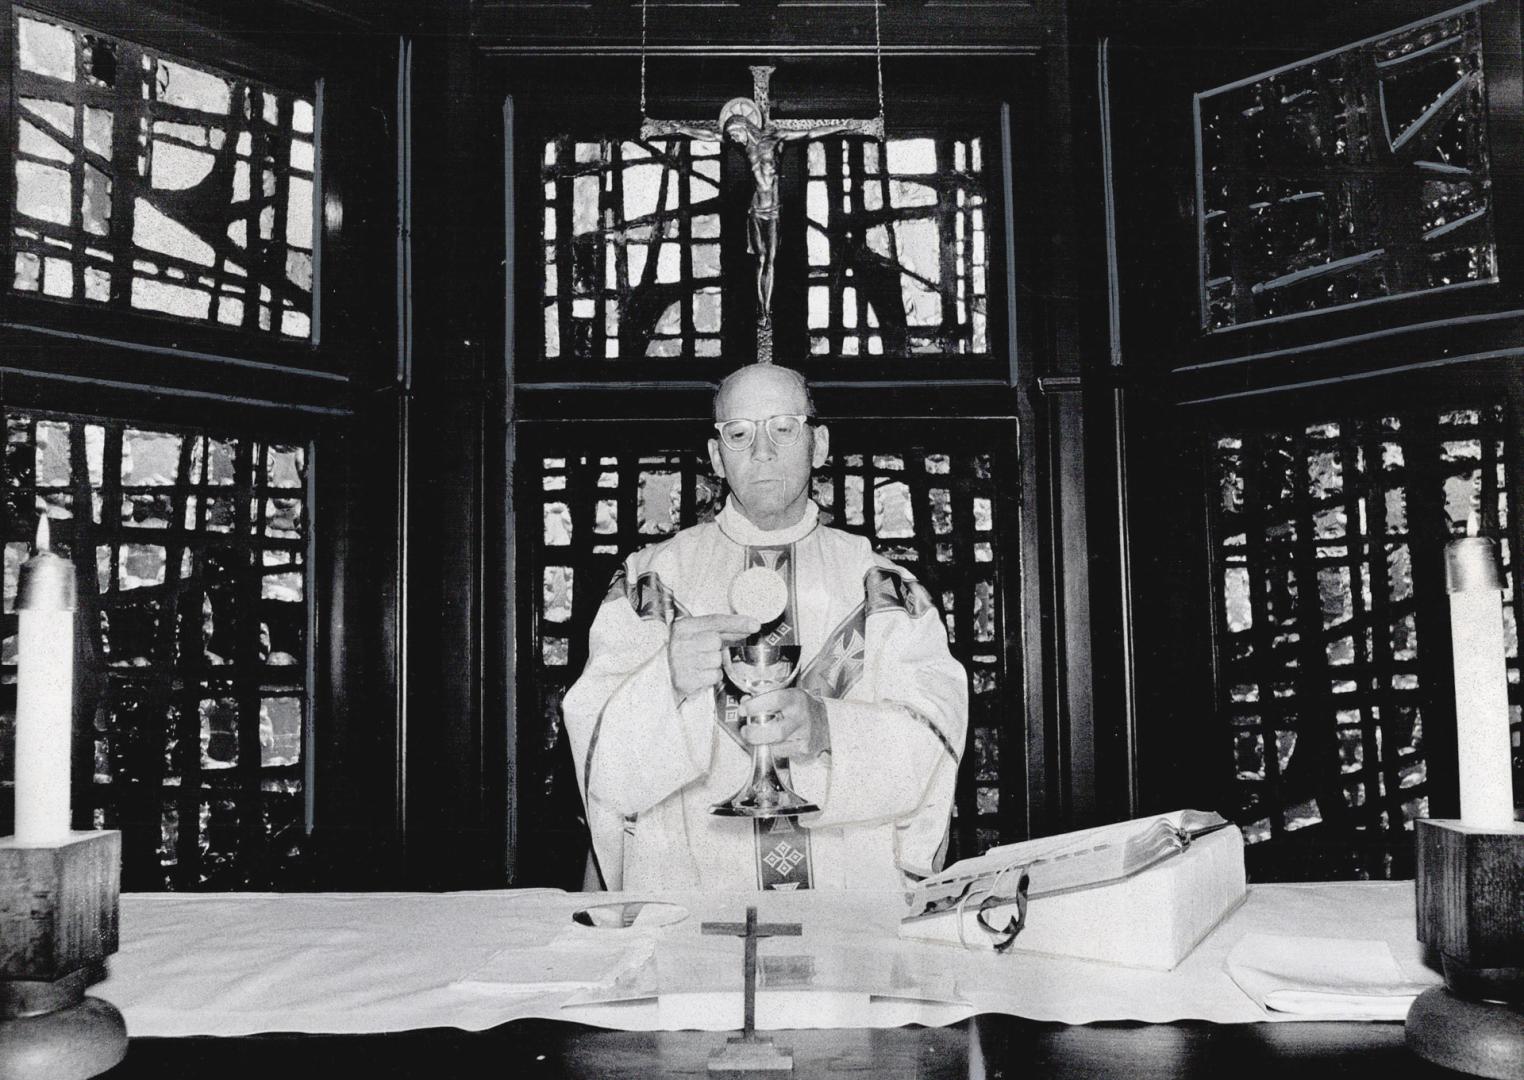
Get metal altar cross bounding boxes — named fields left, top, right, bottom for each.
left=700, top=904, right=804, bottom=1073
left=641, top=66, right=884, bottom=361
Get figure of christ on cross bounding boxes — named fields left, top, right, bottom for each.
left=643, top=65, right=884, bottom=333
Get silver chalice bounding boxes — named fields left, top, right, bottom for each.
left=711, top=643, right=819, bottom=817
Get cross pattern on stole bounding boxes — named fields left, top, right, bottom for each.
left=700, top=905, right=804, bottom=1071
left=763, top=839, right=805, bottom=876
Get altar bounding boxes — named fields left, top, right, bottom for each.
left=81, top=880, right=1451, bottom=1077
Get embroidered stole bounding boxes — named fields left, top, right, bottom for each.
left=714, top=543, right=815, bottom=891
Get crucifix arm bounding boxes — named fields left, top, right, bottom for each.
left=771, top=115, right=885, bottom=142
left=641, top=118, right=722, bottom=141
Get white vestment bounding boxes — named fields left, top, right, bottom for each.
left=562, top=498, right=968, bottom=891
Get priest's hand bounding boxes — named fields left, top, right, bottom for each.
left=668, top=614, right=761, bottom=699
left=741, top=690, right=830, bottom=759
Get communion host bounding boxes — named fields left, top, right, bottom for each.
left=563, top=362, right=966, bottom=892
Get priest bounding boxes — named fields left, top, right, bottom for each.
left=563, top=362, right=967, bottom=892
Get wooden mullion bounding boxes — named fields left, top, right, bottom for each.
left=677, top=141, right=694, bottom=351
left=1296, top=427, right=1352, bottom=836
left=848, top=137, right=869, bottom=356
left=554, top=139, right=574, bottom=361
left=593, top=138, right=611, bottom=358
left=134, top=435, right=190, bottom=883
left=1405, top=409, right=1457, bottom=819
left=905, top=446, right=937, bottom=578
left=65, top=50, right=87, bottom=303
left=1361, top=419, right=1407, bottom=840
left=616, top=452, right=639, bottom=566
left=1502, top=388, right=1524, bottom=796
left=106, top=39, right=143, bottom=312
left=825, top=139, right=841, bottom=353
left=258, top=86, right=291, bottom=336
left=678, top=452, right=697, bottom=530
left=974, top=448, right=1002, bottom=842
left=175, top=445, right=211, bottom=874
left=65, top=422, right=104, bottom=837
left=948, top=449, right=979, bottom=856
left=1238, top=430, right=1286, bottom=836
left=935, top=136, right=958, bottom=351
left=609, top=139, right=627, bottom=360
left=228, top=438, right=264, bottom=885
left=563, top=452, right=599, bottom=683
left=991, top=426, right=1023, bottom=845
left=236, top=85, right=261, bottom=332
left=1340, top=424, right=1383, bottom=837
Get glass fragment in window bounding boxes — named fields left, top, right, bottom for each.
left=10, top=9, right=317, bottom=339
left=1209, top=405, right=1519, bottom=878
left=0, top=412, right=311, bottom=889
left=1196, top=7, right=1495, bottom=330
left=541, top=137, right=722, bottom=361
left=806, top=135, right=990, bottom=358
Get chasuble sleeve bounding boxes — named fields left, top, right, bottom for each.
left=562, top=568, right=717, bottom=857
left=795, top=567, right=967, bottom=875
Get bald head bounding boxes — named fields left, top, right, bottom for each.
left=713, top=363, right=815, bottom=422
left=708, top=363, right=828, bottom=531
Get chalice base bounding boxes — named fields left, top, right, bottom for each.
left=711, top=717, right=819, bottom=818
left=710, top=787, right=820, bottom=818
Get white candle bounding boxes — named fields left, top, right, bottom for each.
left=1445, top=535, right=1517, bottom=829
left=13, top=516, right=76, bottom=844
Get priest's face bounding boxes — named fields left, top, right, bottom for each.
left=709, top=365, right=829, bottom=531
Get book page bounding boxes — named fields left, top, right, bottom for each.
left=907, top=809, right=1229, bottom=915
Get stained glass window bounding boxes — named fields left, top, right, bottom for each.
left=805, top=135, right=990, bottom=357
left=1210, top=405, right=1520, bottom=879
left=521, top=421, right=1017, bottom=885
left=0, top=411, right=312, bottom=889
left=541, top=137, right=723, bottom=361
left=1196, top=5, right=1495, bottom=331
left=10, top=8, right=317, bottom=338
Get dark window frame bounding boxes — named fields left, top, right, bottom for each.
left=0, top=0, right=398, bottom=890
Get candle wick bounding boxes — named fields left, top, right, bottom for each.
left=35, top=514, right=50, bottom=554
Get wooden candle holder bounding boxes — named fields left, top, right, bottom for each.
left=1406, top=819, right=1524, bottom=1079
left=0, top=831, right=127, bottom=1080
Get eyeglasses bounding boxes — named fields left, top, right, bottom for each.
left=712, top=414, right=811, bottom=452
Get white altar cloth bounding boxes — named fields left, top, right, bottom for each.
left=96, top=882, right=1438, bottom=1037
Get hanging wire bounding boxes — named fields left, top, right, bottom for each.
left=640, top=0, right=885, bottom=128
left=874, top=0, right=885, bottom=125
left=640, top=0, right=649, bottom=119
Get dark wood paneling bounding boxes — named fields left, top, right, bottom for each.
left=403, top=1, right=509, bottom=888
left=103, top=1016, right=1447, bottom=1080
left=471, top=0, right=1050, bottom=56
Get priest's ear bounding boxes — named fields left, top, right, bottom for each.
left=809, top=421, right=830, bottom=469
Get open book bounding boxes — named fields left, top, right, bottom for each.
left=905, top=809, right=1232, bottom=921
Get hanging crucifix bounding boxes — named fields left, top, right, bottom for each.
left=642, top=66, right=883, bottom=348
left=638, top=2, right=888, bottom=361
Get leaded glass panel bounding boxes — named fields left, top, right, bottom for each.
left=1196, top=5, right=1495, bottom=331
left=521, top=421, right=1019, bottom=885
left=1209, top=404, right=1520, bottom=878
left=541, top=137, right=723, bottom=361
left=805, top=135, right=990, bottom=357
left=10, top=8, right=317, bottom=338
left=0, top=411, right=312, bottom=889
